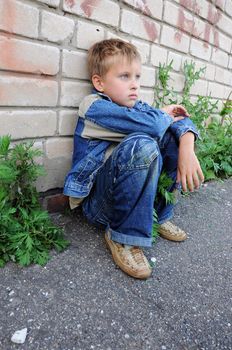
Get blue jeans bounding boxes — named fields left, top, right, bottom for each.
left=82, top=131, right=179, bottom=247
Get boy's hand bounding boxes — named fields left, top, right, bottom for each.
left=161, top=104, right=190, bottom=122
left=177, top=132, right=204, bottom=192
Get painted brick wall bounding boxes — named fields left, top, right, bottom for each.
left=0, top=0, right=231, bottom=192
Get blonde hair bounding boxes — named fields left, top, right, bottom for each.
left=87, top=39, right=141, bottom=78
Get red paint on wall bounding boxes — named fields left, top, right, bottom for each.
left=80, top=0, right=101, bottom=17
left=175, top=8, right=195, bottom=44
left=142, top=18, right=158, bottom=42
left=203, top=3, right=221, bottom=48
left=65, top=0, right=76, bottom=8
left=179, top=0, right=200, bottom=15
left=133, top=1, right=158, bottom=42
left=0, top=1, right=15, bottom=103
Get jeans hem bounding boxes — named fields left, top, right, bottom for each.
left=108, top=228, right=153, bottom=248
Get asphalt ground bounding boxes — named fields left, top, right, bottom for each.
left=1, top=179, right=232, bottom=350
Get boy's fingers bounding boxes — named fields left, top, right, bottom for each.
left=173, top=116, right=185, bottom=122
left=192, top=172, right=200, bottom=189
left=187, top=174, right=194, bottom=192
left=181, top=174, right=187, bottom=192
left=174, top=105, right=190, bottom=116
left=198, top=167, right=205, bottom=183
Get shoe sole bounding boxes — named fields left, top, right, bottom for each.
left=105, top=233, right=151, bottom=279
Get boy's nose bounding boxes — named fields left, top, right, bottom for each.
left=131, top=79, right=139, bottom=90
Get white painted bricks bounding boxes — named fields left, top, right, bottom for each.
left=0, top=75, right=58, bottom=106
left=62, top=50, right=88, bottom=79
left=41, top=11, right=75, bottom=43
left=0, top=36, right=60, bottom=75
left=0, top=0, right=39, bottom=38
left=121, top=9, right=160, bottom=42
left=63, top=0, right=120, bottom=27
left=0, top=110, right=57, bottom=139
left=76, top=20, right=104, bottom=49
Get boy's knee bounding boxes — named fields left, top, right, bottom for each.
left=114, top=133, right=160, bottom=170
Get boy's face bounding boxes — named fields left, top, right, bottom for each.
left=92, top=57, right=141, bottom=108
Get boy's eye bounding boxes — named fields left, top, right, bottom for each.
left=136, top=74, right=141, bottom=80
left=120, top=73, right=129, bottom=79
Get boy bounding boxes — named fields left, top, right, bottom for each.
left=64, top=39, right=204, bottom=279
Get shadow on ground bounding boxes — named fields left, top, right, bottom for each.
left=1, top=179, right=232, bottom=350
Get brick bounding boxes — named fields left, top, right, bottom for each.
left=41, top=11, right=75, bottom=43
left=229, top=56, right=232, bottom=69
left=150, top=45, right=168, bottom=67
left=0, top=75, right=58, bottom=106
left=190, top=38, right=212, bottom=61
left=35, top=0, right=60, bottom=7
left=217, top=13, right=232, bottom=36
left=208, top=81, right=225, bottom=98
left=37, top=137, right=73, bottom=191
left=106, top=32, right=129, bottom=41
left=60, top=81, right=91, bottom=107
left=0, top=36, right=60, bottom=75
left=141, top=66, right=156, bottom=87
left=0, top=110, right=57, bottom=139
left=198, top=0, right=209, bottom=20
left=63, top=0, right=120, bottom=27
left=0, top=0, right=39, bottom=38
left=225, top=0, right=232, bottom=17
left=167, top=52, right=182, bottom=71
left=176, top=0, right=202, bottom=16
left=164, top=1, right=194, bottom=34
left=121, top=9, right=160, bottom=42
left=58, top=110, right=78, bottom=135
left=139, top=89, right=154, bottom=105
left=215, top=67, right=232, bottom=85
left=224, top=86, right=232, bottom=99
left=205, top=63, right=216, bottom=80
left=123, top=0, right=163, bottom=20
left=62, top=50, right=88, bottom=79
left=192, top=17, right=207, bottom=41
left=161, top=25, right=190, bottom=53
left=76, top=20, right=104, bottom=50
left=211, top=48, right=229, bottom=67
left=131, top=39, right=150, bottom=64
left=169, top=72, right=185, bottom=92
left=46, top=194, right=69, bottom=213
left=190, top=79, right=208, bottom=96
left=46, top=137, right=73, bottom=159
left=215, top=0, right=226, bottom=10
left=216, top=32, right=232, bottom=53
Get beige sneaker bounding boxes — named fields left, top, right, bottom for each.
left=105, top=232, right=152, bottom=279
left=158, top=221, right=187, bottom=242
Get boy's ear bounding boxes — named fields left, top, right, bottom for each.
left=92, top=74, right=104, bottom=92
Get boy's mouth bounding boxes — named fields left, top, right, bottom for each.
left=129, top=94, right=138, bottom=99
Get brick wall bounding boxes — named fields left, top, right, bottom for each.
left=0, top=0, right=231, bottom=193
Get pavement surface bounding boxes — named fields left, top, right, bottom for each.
left=1, top=179, right=232, bottom=350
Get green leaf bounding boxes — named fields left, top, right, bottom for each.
left=18, top=251, right=31, bottom=266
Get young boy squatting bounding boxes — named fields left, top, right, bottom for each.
left=64, top=39, right=204, bottom=279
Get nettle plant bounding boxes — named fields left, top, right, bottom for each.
left=0, top=136, right=69, bottom=267
left=152, top=60, right=232, bottom=241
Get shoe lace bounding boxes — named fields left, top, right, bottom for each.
left=130, top=247, right=146, bottom=266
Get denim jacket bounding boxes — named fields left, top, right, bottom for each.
left=63, top=91, right=198, bottom=204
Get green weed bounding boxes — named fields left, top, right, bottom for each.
left=0, top=135, right=69, bottom=267
left=152, top=60, right=232, bottom=237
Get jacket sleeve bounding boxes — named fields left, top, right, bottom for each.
left=168, top=117, right=199, bottom=141
left=85, top=99, right=174, bottom=141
